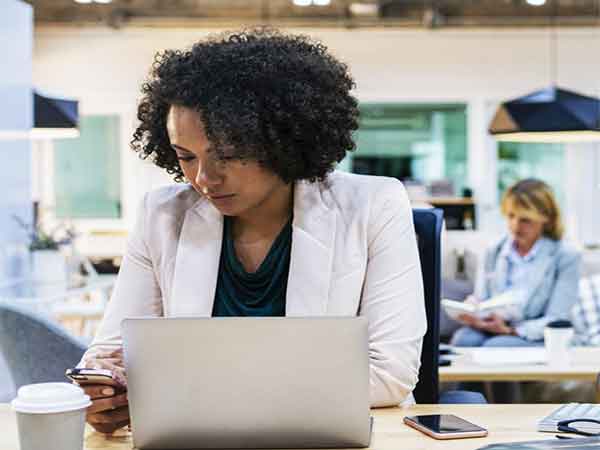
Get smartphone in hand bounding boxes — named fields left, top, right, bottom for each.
left=65, top=368, right=122, bottom=388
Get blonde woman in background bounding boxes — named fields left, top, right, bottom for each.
left=451, top=178, right=581, bottom=347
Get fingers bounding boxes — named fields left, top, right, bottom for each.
left=87, top=393, right=129, bottom=415
left=489, top=313, right=504, bottom=323
left=90, top=421, right=128, bottom=435
left=482, top=314, right=503, bottom=326
left=85, top=358, right=122, bottom=371
left=81, top=348, right=124, bottom=369
left=88, top=407, right=130, bottom=425
left=478, top=322, right=493, bottom=332
left=88, top=405, right=130, bottom=425
left=467, top=316, right=486, bottom=330
left=81, top=385, right=121, bottom=400
left=457, top=314, right=476, bottom=326
left=90, top=348, right=124, bottom=360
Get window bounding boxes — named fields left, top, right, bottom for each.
left=497, top=142, right=566, bottom=209
left=349, top=103, right=468, bottom=196
left=53, top=115, right=122, bottom=219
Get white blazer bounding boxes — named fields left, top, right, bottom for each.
left=82, top=171, right=427, bottom=407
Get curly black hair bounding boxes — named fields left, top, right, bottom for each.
left=131, top=28, right=359, bottom=183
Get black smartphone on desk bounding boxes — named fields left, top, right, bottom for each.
left=404, top=414, right=488, bottom=439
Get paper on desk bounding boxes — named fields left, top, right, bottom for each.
left=469, top=348, right=547, bottom=366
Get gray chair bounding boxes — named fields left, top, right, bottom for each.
left=0, top=302, right=87, bottom=392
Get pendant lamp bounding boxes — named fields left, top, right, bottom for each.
left=489, top=1, right=600, bottom=143
left=489, top=86, right=600, bottom=143
left=0, top=90, right=79, bottom=140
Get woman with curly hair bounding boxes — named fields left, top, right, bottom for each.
left=78, top=29, right=426, bottom=433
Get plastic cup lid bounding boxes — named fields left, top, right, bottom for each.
left=11, top=382, right=91, bottom=414
left=546, top=320, right=573, bottom=329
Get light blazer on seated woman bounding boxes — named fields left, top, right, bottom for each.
left=85, top=171, right=426, bottom=402
left=79, top=29, right=427, bottom=434
left=452, top=179, right=580, bottom=347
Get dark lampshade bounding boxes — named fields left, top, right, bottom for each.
left=0, top=90, right=79, bottom=140
left=32, top=90, right=79, bottom=139
left=489, top=86, right=600, bottom=143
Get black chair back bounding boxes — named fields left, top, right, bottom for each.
left=411, top=208, right=443, bottom=404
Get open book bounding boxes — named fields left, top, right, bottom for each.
left=442, top=291, right=523, bottom=321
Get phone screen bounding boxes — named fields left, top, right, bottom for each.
left=408, top=415, right=485, bottom=434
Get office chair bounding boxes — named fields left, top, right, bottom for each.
left=0, top=302, right=87, bottom=392
left=412, top=208, right=486, bottom=404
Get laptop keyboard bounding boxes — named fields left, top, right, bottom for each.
left=538, top=403, right=600, bottom=432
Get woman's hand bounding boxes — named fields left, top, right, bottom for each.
left=478, top=314, right=514, bottom=335
left=83, top=385, right=130, bottom=434
left=79, top=348, right=130, bottom=434
left=455, top=296, right=481, bottom=326
left=457, top=312, right=514, bottom=335
left=456, top=312, right=481, bottom=327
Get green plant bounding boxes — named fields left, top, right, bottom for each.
left=13, top=215, right=75, bottom=251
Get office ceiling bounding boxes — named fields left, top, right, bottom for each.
left=25, top=0, right=600, bottom=29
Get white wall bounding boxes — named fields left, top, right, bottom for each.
left=1, top=0, right=33, bottom=280
left=32, top=26, right=600, bottom=245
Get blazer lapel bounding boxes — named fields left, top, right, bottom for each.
left=521, top=240, right=558, bottom=313
left=286, top=181, right=336, bottom=316
left=170, top=198, right=223, bottom=317
left=493, top=239, right=510, bottom=295
left=170, top=180, right=335, bottom=317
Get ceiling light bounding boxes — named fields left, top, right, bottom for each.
left=526, top=0, right=546, bottom=5
left=74, top=0, right=93, bottom=4
left=0, top=91, right=79, bottom=141
left=490, top=2, right=600, bottom=143
left=489, top=87, right=600, bottom=143
left=349, top=3, right=378, bottom=16
left=292, top=0, right=330, bottom=6
left=94, top=0, right=113, bottom=3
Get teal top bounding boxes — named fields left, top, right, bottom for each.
left=212, top=216, right=292, bottom=317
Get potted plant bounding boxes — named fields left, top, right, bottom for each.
left=13, top=215, right=75, bottom=285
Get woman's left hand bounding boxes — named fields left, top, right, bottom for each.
left=478, top=314, right=514, bottom=335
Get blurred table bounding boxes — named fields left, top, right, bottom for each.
left=0, top=275, right=116, bottom=336
left=440, top=346, right=600, bottom=401
left=0, top=403, right=564, bottom=450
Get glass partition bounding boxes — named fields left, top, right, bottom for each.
left=349, top=103, right=468, bottom=196
left=497, top=142, right=566, bottom=209
left=54, top=115, right=122, bottom=219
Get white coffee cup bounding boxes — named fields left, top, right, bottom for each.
left=544, top=320, right=574, bottom=367
left=11, top=382, right=91, bottom=450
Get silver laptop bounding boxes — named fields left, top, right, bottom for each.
left=122, top=317, right=372, bottom=449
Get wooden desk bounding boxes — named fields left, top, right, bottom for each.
left=0, top=404, right=564, bottom=449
